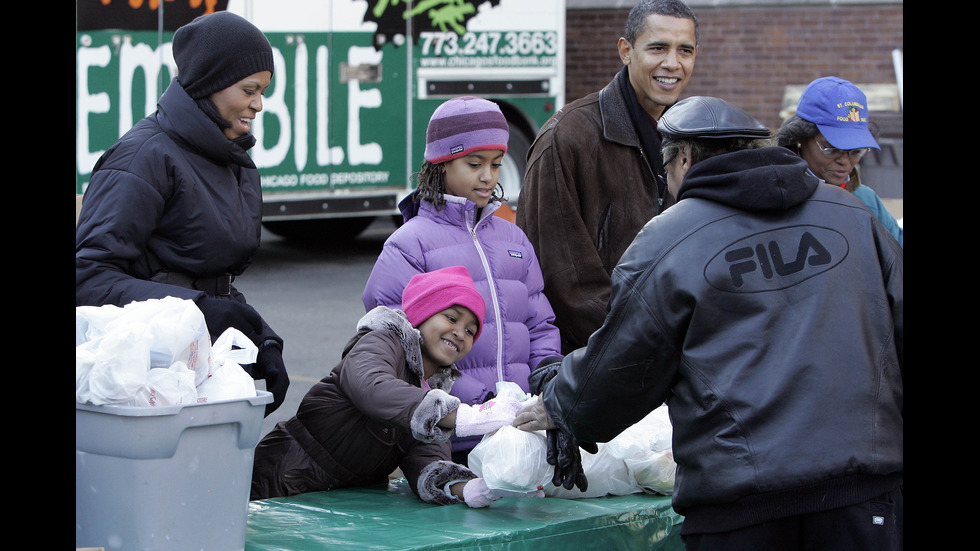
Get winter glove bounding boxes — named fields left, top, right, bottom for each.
left=528, top=357, right=563, bottom=395
left=546, top=428, right=598, bottom=492
left=528, top=358, right=595, bottom=490
left=252, top=342, right=289, bottom=417
left=454, top=398, right=524, bottom=437
left=195, top=295, right=265, bottom=343
left=462, top=478, right=502, bottom=508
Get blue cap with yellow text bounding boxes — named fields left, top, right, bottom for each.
left=796, top=76, right=879, bottom=150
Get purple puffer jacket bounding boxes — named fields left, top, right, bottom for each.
left=363, top=193, right=562, bottom=454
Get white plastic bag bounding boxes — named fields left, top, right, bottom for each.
left=196, top=328, right=258, bottom=403
left=114, top=297, right=214, bottom=385
left=467, top=382, right=546, bottom=492
left=124, top=360, right=198, bottom=407
left=545, top=443, right=639, bottom=499
left=469, top=403, right=677, bottom=498
left=628, top=449, right=676, bottom=495
left=605, top=406, right=675, bottom=495
left=76, top=297, right=224, bottom=406
left=76, top=299, right=263, bottom=408
left=493, top=380, right=532, bottom=403
left=76, top=321, right=153, bottom=405
left=469, top=425, right=552, bottom=493
left=75, top=303, right=124, bottom=346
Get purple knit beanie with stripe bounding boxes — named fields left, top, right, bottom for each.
left=424, top=96, right=509, bottom=164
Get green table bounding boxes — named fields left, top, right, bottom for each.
left=246, top=479, right=684, bottom=550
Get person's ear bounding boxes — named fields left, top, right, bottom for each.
left=678, top=149, right=691, bottom=172
left=617, top=37, right=632, bottom=65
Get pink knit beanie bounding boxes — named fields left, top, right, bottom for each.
left=402, top=266, right=486, bottom=341
left=423, top=96, right=509, bottom=164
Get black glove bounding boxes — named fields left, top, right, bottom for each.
left=253, top=342, right=289, bottom=417
left=196, top=296, right=287, bottom=416
left=528, top=356, right=563, bottom=395
left=546, top=428, right=597, bottom=492
left=529, top=357, right=596, bottom=491
left=195, top=295, right=265, bottom=342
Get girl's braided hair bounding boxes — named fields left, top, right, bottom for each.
left=410, top=160, right=507, bottom=210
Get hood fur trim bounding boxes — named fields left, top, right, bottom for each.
left=417, top=460, right=477, bottom=505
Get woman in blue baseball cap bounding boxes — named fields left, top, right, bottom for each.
left=777, top=76, right=902, bottom=247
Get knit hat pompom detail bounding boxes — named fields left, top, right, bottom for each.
left=174, top=11, right=275, bottom=100
left=402, top=266, right=487, bottom=342
left=424, top=96, right=509, bottom=164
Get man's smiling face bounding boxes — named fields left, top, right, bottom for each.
left=619, top=14, right=698, bottom=120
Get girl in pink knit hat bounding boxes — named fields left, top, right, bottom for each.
left=252, top=265, right=539, bottom=508
left=362, top=97, right=563, bottom=466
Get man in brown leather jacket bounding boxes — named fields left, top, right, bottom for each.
left=517, top=0, right=700, bottom=354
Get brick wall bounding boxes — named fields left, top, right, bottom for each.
left=565, top=4, right=904, bottom=131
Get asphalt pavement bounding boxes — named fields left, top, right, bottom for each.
left=235, top=217, right=398, bottom=437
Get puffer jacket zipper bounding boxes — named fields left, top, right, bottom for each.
left=467, top=211, right=505, bottom=385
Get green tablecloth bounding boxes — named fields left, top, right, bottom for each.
left=246, top=479, right=684, bottom=550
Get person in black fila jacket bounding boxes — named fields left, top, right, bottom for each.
left=76, top=11, right=288, bottom=415
left=514, top=96, right=903, bottom=550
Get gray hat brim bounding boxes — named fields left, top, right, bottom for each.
left=659, top=96, right=770, bottom=139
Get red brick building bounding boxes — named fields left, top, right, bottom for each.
left=565, top=0, right=903, bottom=132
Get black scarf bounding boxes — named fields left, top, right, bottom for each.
left=196, top=97, right=232, bottom=130
left=617, top=67, right=670, bottom=209
left=195, top=97, right=257, bottom=152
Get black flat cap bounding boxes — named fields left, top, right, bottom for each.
left=659, top=96, right=770, bottom=139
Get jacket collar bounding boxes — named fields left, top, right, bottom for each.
left=403, top=193, right=501, bottom=229
left=598, top=69, right=641, bottom=147
left=599, top=68, right=671, bottom=209
left=156, top=79, right=257, bottom=169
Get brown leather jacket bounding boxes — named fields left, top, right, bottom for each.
left=517, top=72, right=672, bottom=354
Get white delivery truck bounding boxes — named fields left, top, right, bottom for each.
left=76, top=0, right=566, bottom=240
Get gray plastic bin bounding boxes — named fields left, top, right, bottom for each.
left=75, top=391, right=272, bottom=550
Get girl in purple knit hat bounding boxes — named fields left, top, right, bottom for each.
left=362, top=96, right=563, bottom=466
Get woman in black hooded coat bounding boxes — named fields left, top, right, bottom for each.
left=75, top=11, right=288, bottom=415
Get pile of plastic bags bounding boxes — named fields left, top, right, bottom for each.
left=469, top=383, right=676, bottom=499
left=76, top=297, right=258, bottom=407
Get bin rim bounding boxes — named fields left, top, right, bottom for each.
left=75, top=390, right=273, bottom=417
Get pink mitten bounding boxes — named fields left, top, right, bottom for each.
left=455, top=398, right=524, bottom=437
left=462, top=478, right=501, bottom=508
